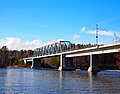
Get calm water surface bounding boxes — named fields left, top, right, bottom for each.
left=0, top=68, right=120, bottom=94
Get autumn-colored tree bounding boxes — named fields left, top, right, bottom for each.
left=114, top=53, right=120, bottom=70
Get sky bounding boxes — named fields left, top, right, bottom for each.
left=0, top=0, right=120, bottom=50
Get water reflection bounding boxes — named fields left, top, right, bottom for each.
left=0, top=69, right=120, bottom=94
left=89, top=72, right=93, bottom=94
left=88, top=72, right=98, bottom=94
left=88, top=71, right=120, bottom=94
left=59, top=71, right=63, bottom=91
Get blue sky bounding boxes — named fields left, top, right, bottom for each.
left=0, top=0, right=120, bottom=50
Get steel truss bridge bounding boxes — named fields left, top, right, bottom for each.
left=33, top=41, right=72, bottom=57
left=23, top=40, right=120, bottom=72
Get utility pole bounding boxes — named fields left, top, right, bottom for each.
left=96, top=24, right=99, bottom=46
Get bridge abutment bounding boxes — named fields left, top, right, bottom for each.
left=88, top=54, right=100, bottom=72
left=58, top=54, right=75, bottom=71
left=31, top=59, right=41, bottom=69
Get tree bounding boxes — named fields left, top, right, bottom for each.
left=113, top=33, right=120, bottom=43
left=27, top=50, right=33, bottom=57
left=1, top=46, right=8, bottom=51
left=114, top=53, right=120, bottom=70
left=0, top=46, right=9, bottom=67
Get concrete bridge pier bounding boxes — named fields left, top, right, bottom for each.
left=31, top=58, right=41, bottom=69
left=58, top=54, right=75, bottom=71
left=24, top=59, right=27, bottom=65
left=24, top=59, right=32, bottom=66
left=88, top=54, right=100, bottom=72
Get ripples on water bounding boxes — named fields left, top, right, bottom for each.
left=0, top=68, right=120, bottom=94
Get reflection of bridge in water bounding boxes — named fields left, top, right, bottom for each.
left=23, top=41, right=120, bottom=72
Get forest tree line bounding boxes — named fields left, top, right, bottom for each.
left=0, top=43, right=120, bottom=70
left=0, top=46, right=33, bottom=68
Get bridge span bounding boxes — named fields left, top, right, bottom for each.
left=23, top=41, right=120, bottom=72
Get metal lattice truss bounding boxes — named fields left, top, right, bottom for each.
left=33, top=41, right=72, bottom=56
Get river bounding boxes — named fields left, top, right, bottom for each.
left=0, top=68, right=120, bottom=94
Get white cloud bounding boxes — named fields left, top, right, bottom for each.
left=0, top=37, right=43, bottom=50
left=73, top=34, right=80, bottom=40
left=81, top=27, right=86, bottom=32
left=80, top=26, right=114, bottom=36
left=87, top=30, right=114, bottom=36
left=0, top=37, right=65, bottom=50
left=46, top=39, right=64, bottom=45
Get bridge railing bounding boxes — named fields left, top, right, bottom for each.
left=33, top=41, right=72, bottom=57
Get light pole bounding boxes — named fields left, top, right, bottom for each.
left=96, top=24, right=99, bottom=46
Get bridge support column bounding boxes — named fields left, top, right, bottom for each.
left=58, top=54, right=64, bottom=71
left=88, top=54, right=100, bottom=72
left=31, top=59, right=41, bottom=69
left=58, top=54, right=75, bottom=71
left=24, top=60, right=27, bottom=65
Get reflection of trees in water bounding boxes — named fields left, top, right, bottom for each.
left=88, top=71, right=120, bottom=94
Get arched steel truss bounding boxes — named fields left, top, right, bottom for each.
left=33, top=41, right=72, bottom=57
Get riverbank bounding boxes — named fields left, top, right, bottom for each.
left=6, top=65, right=31, bottom=68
